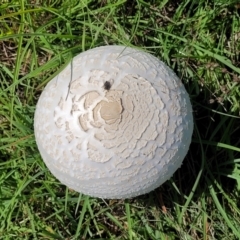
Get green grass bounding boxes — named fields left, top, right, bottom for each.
left=0, top=0, right=240, bottom=239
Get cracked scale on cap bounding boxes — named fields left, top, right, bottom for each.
left=34, top=45, right=193, bottom=199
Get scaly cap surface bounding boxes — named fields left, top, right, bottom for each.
left=34, top=46, right=193, bottom=199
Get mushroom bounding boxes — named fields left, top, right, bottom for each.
left=34, top=45, right=193, bottom=199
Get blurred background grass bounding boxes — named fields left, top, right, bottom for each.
left=0, top=0, right=240, bottom=239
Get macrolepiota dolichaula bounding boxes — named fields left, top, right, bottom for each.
left=34, top=45, right=193, bottom=199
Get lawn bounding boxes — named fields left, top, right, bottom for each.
left=0, top=0, right=240, bottom=239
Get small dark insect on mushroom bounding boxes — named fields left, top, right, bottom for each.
left=103, top=81, right=111, bottom=91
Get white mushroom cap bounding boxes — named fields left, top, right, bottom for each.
left=34, top=45, right=193, bottom=199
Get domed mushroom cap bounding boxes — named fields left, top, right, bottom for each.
left=34, top=45, right=193, bottom=199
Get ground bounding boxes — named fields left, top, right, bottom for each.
left=0, top=0, right=240, bottom=239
